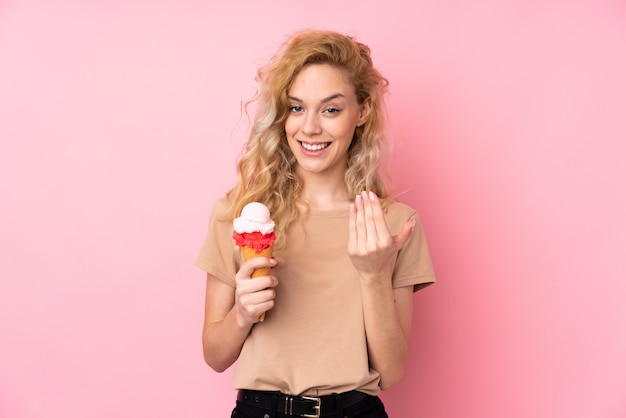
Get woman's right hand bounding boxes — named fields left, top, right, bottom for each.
left=234, top=257, right=279, bottom=327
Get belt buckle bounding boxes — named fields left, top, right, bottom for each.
left=300, top=396, right=321, bottom=418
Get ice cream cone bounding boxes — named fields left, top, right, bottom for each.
left=233, top=202, right=277, bottom=323
left=241, top=245, right=273, bottom=322
left=242, top=245, right=274, bottom=278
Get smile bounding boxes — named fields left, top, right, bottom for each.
left=300, top=141, right=330, bottom=151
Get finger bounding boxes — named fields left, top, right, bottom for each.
left=238, top=288, right=275, bottom=321
left=361, top=191, right=379, bottom=243
left=348, top=202, right=358, bottom=252
left=366, top=191, right=391, bottom=241
left=392, top=219, right=416, bottom=250
left=236, top=276, right=276, bottom=306
left=236, top=275, right=276, bottom=294
left=354, top=193, right=367, bottom=245
left=238, top=256, right=276, bottom=279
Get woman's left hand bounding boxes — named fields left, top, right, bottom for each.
left=348, top=191, right=415, bottom=280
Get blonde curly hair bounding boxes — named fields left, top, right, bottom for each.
left=227, top=30, right=391, bottom=248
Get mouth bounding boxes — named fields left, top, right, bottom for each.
left=299, top=141, right=331, bottom=151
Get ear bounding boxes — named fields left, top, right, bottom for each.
left=356, top=99, right=371, bottom=127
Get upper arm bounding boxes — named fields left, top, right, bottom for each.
left=204, top=273, right=236, bottom=326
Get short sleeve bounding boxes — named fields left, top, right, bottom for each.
left=194, top=197, right=240, bottom=287
left=386, top=202, right=436, bottom=292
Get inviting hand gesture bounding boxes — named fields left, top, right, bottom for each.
left=348, top=191, right=415, bottom=281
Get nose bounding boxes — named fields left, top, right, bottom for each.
left=301, top=112, right=322, bottom=136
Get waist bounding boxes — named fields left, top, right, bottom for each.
left=237, top=389, right=369, bottom=417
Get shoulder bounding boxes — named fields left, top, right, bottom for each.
left=210, top=195, right=235, bottom=220
left=383, top=199, right=430, bottom=236
left=384, top=200, right=416, bottom=218
left=383, top=199, right=416, bottom=225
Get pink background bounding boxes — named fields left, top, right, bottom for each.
left=1, top=1, right=625, bottom=417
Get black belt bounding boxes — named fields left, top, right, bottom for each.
left=237, top=389, right=368, bottom=417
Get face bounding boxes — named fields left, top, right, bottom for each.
left=285, top=64, right=370, bottom=179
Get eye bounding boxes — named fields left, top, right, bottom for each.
left=324, top=107, right=341, bottom=114
left=289, top=105, right=304, bottom=113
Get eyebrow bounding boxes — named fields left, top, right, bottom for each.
left=287, top=93, right=345, bottom=104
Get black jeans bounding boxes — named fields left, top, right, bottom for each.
left=230, top=394, right=388, bottom=418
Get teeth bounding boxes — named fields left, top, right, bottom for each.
left=301, top=142, right=329, bottom=151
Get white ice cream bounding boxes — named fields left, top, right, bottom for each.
left=233, top=202, right=275, bottom=234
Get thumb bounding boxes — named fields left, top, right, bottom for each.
left=392, top=219, right=415, bottom=250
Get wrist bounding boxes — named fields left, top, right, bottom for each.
left=233, top=307, right=255, bottom=333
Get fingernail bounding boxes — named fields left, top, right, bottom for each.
left=369, top=191, right=376, bottom=201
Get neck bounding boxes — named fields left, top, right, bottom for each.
left=298, top=172, right=351, bottom=211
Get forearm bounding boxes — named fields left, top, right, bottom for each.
left=202, top=306, right=252, bottom=372
left=360, top=277, right=412, bottom=389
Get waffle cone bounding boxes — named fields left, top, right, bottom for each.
left=241, top=245, right=273, bottom=278
left=241, top=245, right=273, bottom=322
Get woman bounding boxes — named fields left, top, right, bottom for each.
left=196, top=30, right=435, bottom=418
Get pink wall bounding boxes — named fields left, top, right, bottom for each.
left=1, top=1, right=625, bottom=417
